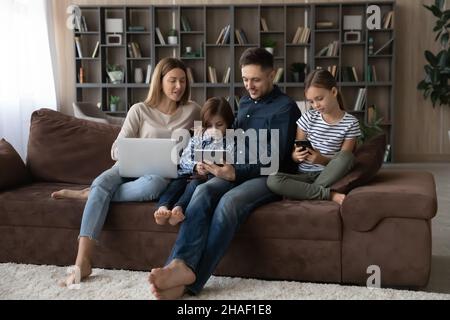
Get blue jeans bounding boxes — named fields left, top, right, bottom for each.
left=79, top=165, right=169, bottom=241
left=157, top=176, right=207, bottom=212
left=167, top=176, right=279, bottom=294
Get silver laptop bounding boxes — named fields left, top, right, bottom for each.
left=117, top=138, right=178, bottom=178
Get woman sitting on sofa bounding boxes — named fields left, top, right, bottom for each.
left=56, top=57, right=200, bottom=287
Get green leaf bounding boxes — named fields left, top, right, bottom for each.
left=441, top=32, right=449, bottom=47
left=425, top=51, right=438, bottom=66
left=435, top=30, right=443, bottom=41
left=438, top=50, right=448, bottom=66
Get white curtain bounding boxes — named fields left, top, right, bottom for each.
left=0, top=0, right=57, bottom=160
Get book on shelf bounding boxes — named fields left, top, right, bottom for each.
left=145, top=64, right=152, bottom=84
left=234, top=95, right=241, bottom=108
left=327, top=65, right=338, bottom=79
left=130, top=42, right=142, bottom=58
left=316, top=41, right=339, bottom=57
left=353, top=88, right=367, bottom=111
left=222, top=67, right=231, bottom=84
left=128, top=26, right=145, bottom=32
left=79, top=67, right=85, bottom=83
left=216, top=25, right=231, bottom=45
left=74, top=37, right=83, bottom=58
left=81, top=16, right=88, bottom=32
left=91, top=41, right=99, bottom=58
left=181, top=16, right=192, bottom=32
left=316, top=21, right=334, bottom=29
left=366, top=65, right=378, bottom=82
left=260, top=18, right=269, bottom=32
left=292, top=27, right=310, bottom=44
left=208, top=66, right=218, bottom=83
left=340, top=66, right=358, bottom=82
left=373, top=38, right=393, bottom=55
left=235, top=29, right=249, bottom=45
left=155, top=27, right=166, bottom=45
left=273, top=67, right=284, bottom=83
left=367, top=104, right=376, bottom=123
left=186, top=67, right=195, bottom=84
left=382, top=11, right=394, bottom=29
left=383, top=144, right=391, bottom=162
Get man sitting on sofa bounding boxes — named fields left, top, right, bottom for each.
left=148, top=47, right=301, bottom=299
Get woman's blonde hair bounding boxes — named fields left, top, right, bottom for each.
left=304, top=69, right=345, bottom=110
left=144, top=57, right=190, bottom=108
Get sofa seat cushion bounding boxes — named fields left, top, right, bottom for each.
left=0, top=183, right=342, bottom=242
left=240, top=200, right=342, bottom=241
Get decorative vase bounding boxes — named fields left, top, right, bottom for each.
left=292, top=72, right=300, bottom=82
left=265, top=47, right=274, bottom=55
left=168, top=36, right=178, bottom=45
left=134, top=68, right=143, bottom=83
left=107, top=71, right=123, bottom=84
left=110, top=104, right=117, bottom=112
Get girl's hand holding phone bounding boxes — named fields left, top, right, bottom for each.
left=292, top=145, right=310, bottom=163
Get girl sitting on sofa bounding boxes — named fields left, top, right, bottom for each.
left=154, top=97, right=235, bottom=226
left=56, top=57, right=201, bottom=287
left=266, top=69, right=361, bottom=205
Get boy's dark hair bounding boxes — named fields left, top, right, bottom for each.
left=201, top=97, right=235, bottom=129
left=239, top=47, right=274, bottom=70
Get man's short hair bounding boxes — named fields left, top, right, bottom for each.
left=239, top=47, right=274, bottom=70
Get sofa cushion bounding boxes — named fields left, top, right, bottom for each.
left=331, top=134, right=386, bottom=194
left=0, top=139, right=30, bottom=190
left=27, top=109, right=121, bottom=184
left=0, top=183, right=342, bottom=241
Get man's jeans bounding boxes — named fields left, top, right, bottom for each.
left=79, top=165, right=169, bottom=241
left=167, top=176, right=279, bottom=294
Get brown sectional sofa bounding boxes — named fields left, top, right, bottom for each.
left=0, top=109, right=437, bottom=288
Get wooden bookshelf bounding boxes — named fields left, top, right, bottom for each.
left=74, top=1, right=395, bottom=160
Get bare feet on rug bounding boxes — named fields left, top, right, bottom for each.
left=148, top=259, right=196, bottom=298
left=154, top=206, right=171, bottom=225
left=51, top=187, right=90, bottom=200
left=149, top=283, right=186, bottom=300
left=58, top=258, right=92, bottom=287
left=168, top=206, right=185, bottom=226
left=330, top=191, right=346, bottom=205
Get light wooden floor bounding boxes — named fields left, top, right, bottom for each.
left=383, top=163, right=450, bottom=293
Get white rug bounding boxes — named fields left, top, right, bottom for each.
left=1, top=263, right=449, bottom=300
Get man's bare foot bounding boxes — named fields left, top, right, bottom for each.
left=58, top=258, right=92, bottom=287
left=331, top=191, right=346, bottom=205
left=154, top=206, right=171, bottom=225
left=148, top=259, right=196, bottom=291
left=149, top=283, right=186, bottom=300
left=51, top=188, right=90, bottom=200
left=168, top=206, right=185, bottom=226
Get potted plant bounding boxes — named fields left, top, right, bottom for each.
left=167, top=29, right=178, bottom=45
left=262, top=38, right=276, bottom=55
left=106, top=64, right=123, bottom=84
left=110, top=95, right=120, bottom=112
left=290, top=62, right=307, bottom=82
left=417, top=0, right=450, bottom=108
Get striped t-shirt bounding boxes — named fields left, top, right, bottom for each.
left=296, top=109, right=361, bottom=172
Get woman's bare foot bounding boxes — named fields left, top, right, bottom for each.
left=58, top=258, right=92, bottom=287
left=154, top=206, right=171, bottom=225
left=330, top=191, right=346, bottom=205
left=148, top=259, right=196, bottom=291
left=168, top=206, right=185, bottom=226
left=149, top=283, right=186, bottom=300
left=51, top=187, right=90, bottom=200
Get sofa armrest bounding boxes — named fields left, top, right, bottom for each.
left=341, top=170, right=437, bottom=232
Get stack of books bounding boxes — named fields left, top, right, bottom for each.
left=291, top=27, right=311, bottom=44
left=216, top=25, right=231, bottom=45
left=234, top=29, right=249, bottom=45
left=127, top=42, right=142, bottom=58
left=353, top=88, right=367, bottom=111
left=316, top=41, right=339, bottom=57
left=273, top=68, right=284, bottom=83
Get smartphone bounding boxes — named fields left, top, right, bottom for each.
left=194, top=149, right=229, bottom=166
left=295, top=139, right=314, bottom=151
